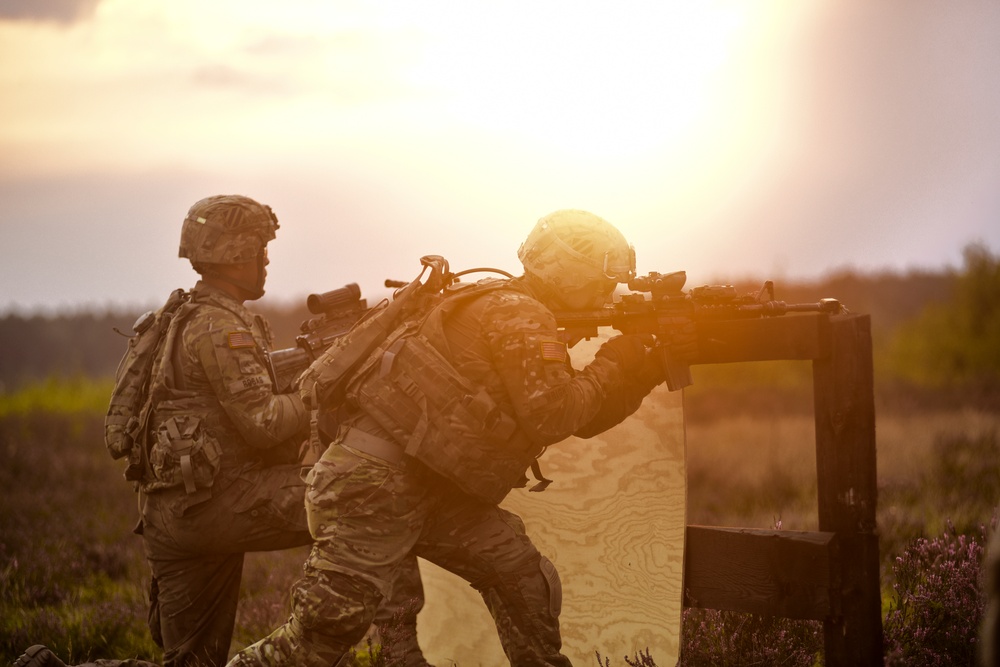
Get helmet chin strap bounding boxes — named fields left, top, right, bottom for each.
left=523, top=272, right=615, bottom=311
left=200, top=254, right=266, bottom=301
left=235, top=253, right=267, bottom=300
left=521, top=273, right=576, bottom=311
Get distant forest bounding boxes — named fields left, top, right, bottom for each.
left=0, top=268, right=957, bottom=393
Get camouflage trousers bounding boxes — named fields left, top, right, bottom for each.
left=140, top=463, right=314, bottom=667
left=141, top=463, right=428, bottom=667
left=227, top=441, right=570, bottom=667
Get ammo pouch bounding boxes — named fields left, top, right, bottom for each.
left=146, top=415, right=222, bottom=494
left=353, top=332, right=543, bottom=505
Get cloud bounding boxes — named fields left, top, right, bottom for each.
left=0, top=0, right=102, bottom=24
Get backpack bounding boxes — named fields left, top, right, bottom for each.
left=299, top=255, right=552, bottom=503
left=104, top=289, right=192, bottom=483
left=348, top=279, right=545, bottom=503
left=298, top=255, right=454, bottom=413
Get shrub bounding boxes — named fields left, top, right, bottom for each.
left=0, top=412, right=158, bottom=664
left=0, top=376, right=113, bottom=416
left=678, top=609, right=822, bottom=667
left=886, top=242, right=1000, bottom=387
left=883, top=520, right=990, bottom=666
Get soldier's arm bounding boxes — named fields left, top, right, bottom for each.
left=572, top=357, right=664, bottom=438
left=188, top=313, right=308, bottom=449
left=485, top=293, right=635, bottom=445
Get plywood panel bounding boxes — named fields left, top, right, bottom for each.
left=416, top=368, right=686, bottom=666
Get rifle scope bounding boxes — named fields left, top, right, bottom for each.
left=306, top=283, right=362, bottom=315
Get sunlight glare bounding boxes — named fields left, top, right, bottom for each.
left=397, top=2, right=752, bottom=160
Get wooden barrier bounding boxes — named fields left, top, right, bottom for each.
left=416, top=344, right=687, bottom=665
left=684, top=312, right=884, bottom=666
left=416, top=312, right=882, bottom=665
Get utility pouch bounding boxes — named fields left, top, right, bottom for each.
left=147, top=415, right=222, bottom=494
left=356, top=333, right=540, bottom=504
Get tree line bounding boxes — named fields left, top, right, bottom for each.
left=2, top=244, right=997, bottom=396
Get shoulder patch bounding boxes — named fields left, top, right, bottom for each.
left=539, top=340, right=568, bottom=362
left=227, top=330, right=255, bottom=349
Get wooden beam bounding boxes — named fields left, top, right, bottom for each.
left=694, top=314, right=828, bottom=364
left=683, top=526, right=838, bottom=621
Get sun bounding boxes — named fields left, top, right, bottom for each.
left=393, top=3, right=754, bottom=159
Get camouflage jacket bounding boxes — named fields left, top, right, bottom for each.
left=142, top=282, right=307, bottom=494
left=433, top=277, right=658, bottom=444
left=347, top=277, right=660, bottom=480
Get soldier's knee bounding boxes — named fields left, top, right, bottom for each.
left=292, top=568, right=383, bottom=641
left=505, top=554, right=562, bottom=620
left=471, top=553, right=567, bottom=663
left=472, top=552, right=562, bottom=621
left=537, top=555, right=562, bottom=619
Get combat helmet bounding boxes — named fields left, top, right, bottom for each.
left=517, top=209, right=635, bottom=309
left=179, top=194, right=279, bottom=266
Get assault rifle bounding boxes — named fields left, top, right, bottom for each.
left=268, top=283, right=369, bottom=393
left=554, top=270, right=843, bottom=392
left=266, top=258, right=486, bottom=394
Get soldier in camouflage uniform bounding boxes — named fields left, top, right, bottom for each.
left=12, top=195, right=310, bottom=667
left=132, top=194, right=315, bottom=667
left=8, top=195, right=430, bottom=667
left=225, top=210, right=674, bottom=667
left=141, top=195, right=431, bottom=667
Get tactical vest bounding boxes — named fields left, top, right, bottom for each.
left=347, top=280, right=546, bottom=504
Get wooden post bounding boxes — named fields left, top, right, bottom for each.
left=684, top=313, right=883, bottom=666
left=813, top=314, right=883, bottom=665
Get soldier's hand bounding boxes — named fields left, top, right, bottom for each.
left=596, top=334, right=654, bottom=375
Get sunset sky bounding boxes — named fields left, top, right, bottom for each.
left=1, top=0, right=998, bottom=313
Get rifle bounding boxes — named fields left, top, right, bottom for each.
left=268, top=283, right=369, bottom=393
left=267, top=256, right=472, bottom=395
left=554, top=271, right=843, bottom=392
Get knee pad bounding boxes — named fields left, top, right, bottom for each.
left=472, top=553, right=563, bottom=621
left=538, top=555, right=562, bottom=618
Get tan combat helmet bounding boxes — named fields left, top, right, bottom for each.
left=179, top=194, right=279, bottom=300
left=179, top=194, right=279, bottom=266
left=517, top=209, right=635, bottom=309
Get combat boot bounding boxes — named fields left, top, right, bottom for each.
left=13, top=646, right=67, bottom=667
left=370, top=622, right=435, bottom=667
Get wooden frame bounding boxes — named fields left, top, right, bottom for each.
left=683, top=313, right=884, bottom=666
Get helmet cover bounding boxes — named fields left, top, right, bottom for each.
left=517, top=209, right=635, bottom=293
left=179, top=194, right=279, bottom=265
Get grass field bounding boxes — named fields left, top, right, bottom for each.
left=1, top=378, right=997, bottom=665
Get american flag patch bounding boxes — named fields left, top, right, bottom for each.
left=539, top=340, right=567, bottom=362
left=228, top=331, right=255, bottom=349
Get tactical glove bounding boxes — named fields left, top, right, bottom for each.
left=596, top=334, right=653, bottom=375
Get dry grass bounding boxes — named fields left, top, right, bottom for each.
left=686, top=413, right=819, bottom=529
left=685, top=406, right=1000, bottom=577
left=2, top=394, right=998, bottom=664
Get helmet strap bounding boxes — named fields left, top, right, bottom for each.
left=519, top=273, right=565, bottom=311
left=196, top=255, right=265, bottom=301
left=521, top=272, right=613, bottom=311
